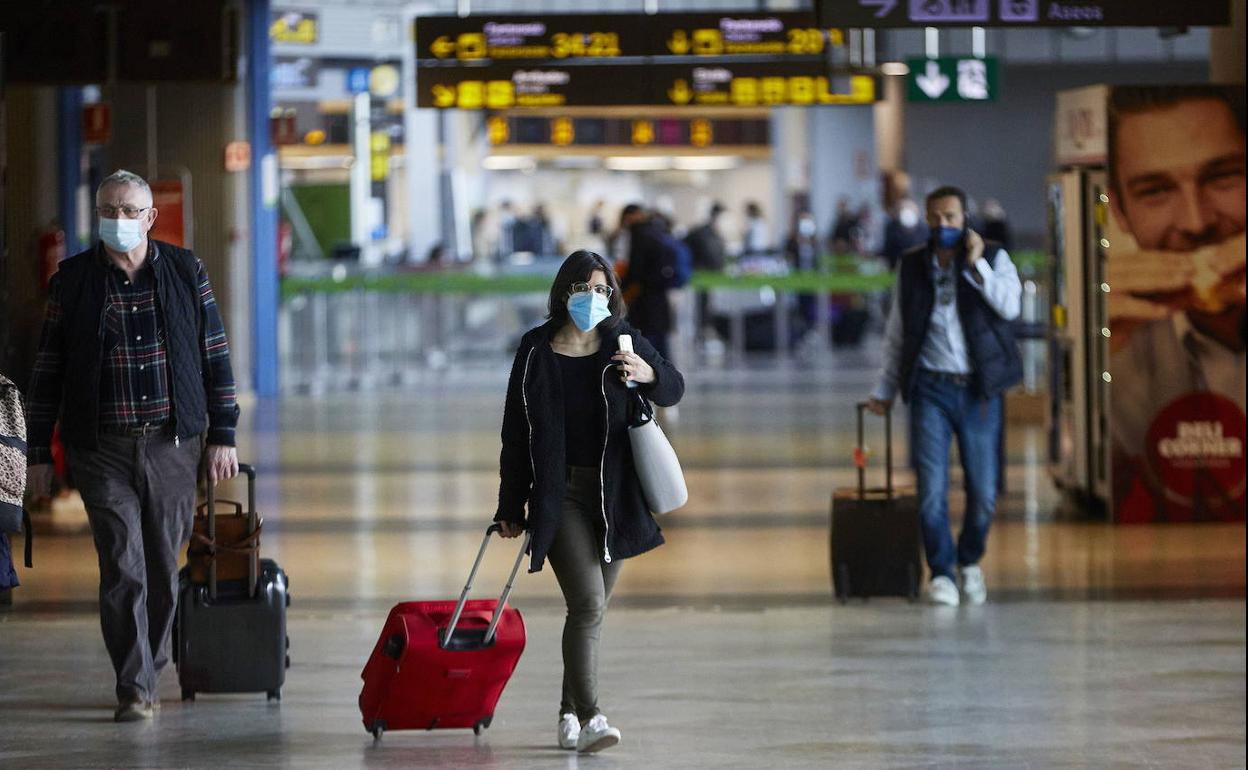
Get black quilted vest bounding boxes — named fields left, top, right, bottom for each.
left=896, top=241, right=1024, bottom=402
left=53, top=241, right=207, bottom=448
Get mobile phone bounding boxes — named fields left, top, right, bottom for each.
left=617, top=334, right=638, bottom=388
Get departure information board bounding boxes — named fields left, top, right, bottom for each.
left=485, top=116, right=771, bottom=149
left=415, top=12, right=848, bottom=63
left=819, top=0, right=1230, bottom=28
left=659, top=64, right=877, bottom=108
left=416, top=62, right=878, bottom=109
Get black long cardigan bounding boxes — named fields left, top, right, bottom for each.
left=494, top=319, right=685, bottom=573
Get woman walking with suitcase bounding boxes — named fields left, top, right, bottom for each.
left=495, top=250, right=684, bottom=753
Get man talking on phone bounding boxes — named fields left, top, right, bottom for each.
left=866, top=186, right=1023, bottom=606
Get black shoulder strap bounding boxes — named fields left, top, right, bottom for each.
left=23, top=508, right=32, bottom=569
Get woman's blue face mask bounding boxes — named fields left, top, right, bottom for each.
left=567, top=291, right=611, bottom=332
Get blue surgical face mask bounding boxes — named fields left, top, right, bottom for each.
left=935, top=226, right=963, bottom=250
left=567, top=291, right=612, bottom=333
left=99, top=217, right=146, bottom=252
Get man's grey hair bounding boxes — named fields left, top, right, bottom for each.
left=96, top=169, right=152, bottom=203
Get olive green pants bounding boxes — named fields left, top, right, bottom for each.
left=547, top=466, right=622, bottom=721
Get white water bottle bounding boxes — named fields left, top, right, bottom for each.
left=617, top=334, right=639, bottom=388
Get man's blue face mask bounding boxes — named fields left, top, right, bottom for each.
left=935, top=226, right=963, bottom=250
left=567, top=291, right=611, bottom=332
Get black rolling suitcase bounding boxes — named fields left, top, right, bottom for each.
left=830, top=403, right=922, bottom=602
left=174, top=464, right=290, bottom=701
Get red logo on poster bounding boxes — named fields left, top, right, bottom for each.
left=1144, top=393, right=1246, bottom=522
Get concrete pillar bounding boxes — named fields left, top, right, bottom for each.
left=403, top=7, right=442, bottom=265
left=874, top=74, right=906, bottom=179
left=1210, top=0, right=1246, bottom=83
left=771, top=106, right=810, bottom=239
left=247, top=0, right=279, bottom=398
left=807, top=105, right=880, bottom=247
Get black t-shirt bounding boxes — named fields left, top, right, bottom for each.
left=557, top=353, right=603, bottom=467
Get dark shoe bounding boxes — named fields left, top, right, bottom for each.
left=0, top=588, right=12, bottom=608
left=114, top=700, right=154, bottom=723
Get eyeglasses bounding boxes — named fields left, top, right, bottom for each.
left=570, top=282, right=613, bottom=299
left=96, top=205, right=151, bottom=219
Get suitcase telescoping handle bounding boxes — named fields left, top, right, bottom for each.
left=855, top=402, right=893, bottom=501
left=204, top=463, right=258, bottom=600
left=441, top=523, right=532, bottom=650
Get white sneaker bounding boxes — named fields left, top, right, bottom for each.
left=576, top=714, right=621, bottom=754
left=558, top=713, right=580, bottom=750
left=927, top=575, right=961, bottom=606
left=959, top=565, right=987, bottom=605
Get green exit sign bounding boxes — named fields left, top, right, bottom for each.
left=906, top=57, right=999, bottom=103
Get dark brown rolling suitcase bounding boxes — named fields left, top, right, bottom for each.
left=830, top=403, right=922, bottom=602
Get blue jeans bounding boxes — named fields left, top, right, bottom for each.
left=910, top=371, right=1003, bottom=581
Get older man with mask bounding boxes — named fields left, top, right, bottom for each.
left=25, top=170, right=239, bottom=722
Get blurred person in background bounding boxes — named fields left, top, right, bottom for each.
left=619, top=206, right=679, bottom=361
left=830, top=197, right=859, bottom=255
left=980, top=198, right=1014, bottom=253
left=882, top=198, right=930, bottom=272
left=497, top=200, right=517, bottom=259
left=608, top=204, right=647, bottom=266
left=786, top=209, right=821, bottom=346
left=686, top=202, right=728, bottom=341
left=742, top=201, right=771, bottom=256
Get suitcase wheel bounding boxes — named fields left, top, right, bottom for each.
left=267, top=689, right=282, bottom=702
left=371, top=720, right=386, bottom=740
left=473, top=715, right=492, bottom=735
left=181, top=689, right=195, bottom=702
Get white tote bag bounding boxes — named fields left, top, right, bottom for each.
left=628, top=395, right=688, bottom=514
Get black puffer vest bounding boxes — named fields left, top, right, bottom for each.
left=52, top=241, right=207, bottom=448
left=897, top=241, right=1023, bottom=401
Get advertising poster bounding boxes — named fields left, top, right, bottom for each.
left=1106, top=85, right=1246, bottom=522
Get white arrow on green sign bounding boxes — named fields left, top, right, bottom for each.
left=906, top=57, right=998, bottom=103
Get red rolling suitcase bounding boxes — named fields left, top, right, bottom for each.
left=359, top=524, right=530, bottom=739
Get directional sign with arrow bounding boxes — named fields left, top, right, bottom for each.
left=667, top=30, right=690, bottom=55
left=915, top=60, right=949, bottom=99
left=906, top=57, right=998, bottom=103
left=668, top=79, right=693, bottom=105
left=859, top=0, right=899, bottom=19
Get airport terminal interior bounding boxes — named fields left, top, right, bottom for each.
left=1, top=1, right=1245, bottom=767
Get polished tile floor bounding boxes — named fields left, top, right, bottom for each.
left=1, top=354, right=1244, bottom=767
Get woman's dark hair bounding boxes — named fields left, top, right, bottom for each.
left=547, top=250, right=624, bottom=328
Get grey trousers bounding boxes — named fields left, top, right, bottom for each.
left=547, top=466, right=622, bottom=721
left=68, top=432, right=202, bottom=704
